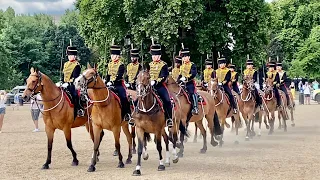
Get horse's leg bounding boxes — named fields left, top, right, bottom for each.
left=156, top=130, right=165, bottom=171
left=234, top=115, right=240, bottom=144
left=162, top=129, right=170, bottom=166
left=42, top=126, right=55, bottom=169
left=258, top=113, right=262, bottom=137
left=87, top=123, right=101, bottom=172
left=177, top=131, right=185, bottom=158
left=85, top=122, right=103, bottom=162
left=133, top=128, right=144, bottom=176
left=63, top=127, right=79, bottom=166
left=113, top=127, right=124, bottom=168
left=131, top=126, right=137, bottom=154
left=264, top=114, right=270, bottom=129
left=290, top=108, right=295, bottom=127
left=193, top=123, right=198, bottom=143
left=231, top=117, right=235, bottom=133
left=244, top=113, right=250, bottom=141
left=268, top=112, right=275, bottom=135
left=122, top=124, right=133, bottom=164
left=282, top=110, right=287, bottom=132
left=171, top=130, right=179, bottom=164
left=196, top=120, right=207, bottom=153
left=250, top=114, right=256, bottom=137
left=278, top=111, right=282, bottom=129
left=206, top=114, right=218, bottom=147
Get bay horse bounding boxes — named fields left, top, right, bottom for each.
left=277, top=88, right=295, bottom=130
left=208, top=78, right=241, bottom=145
left=166, top=76, right=220, bottom=156
left=131, top=70, right=179, bottom=176
left=74, top=65, right=132, bottom=172
left=22, top=68, right=103, bottom=170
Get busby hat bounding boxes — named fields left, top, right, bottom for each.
left=150, top=44, right=162, bottom=55
left=205, top=59, right=213, bottom=65
left=217, top=52, right=226, bottom=64
left=180, top=43, right=190, bottom=57
left=276, top=56, right=282, bottom=67
left=246, top=54, right=253, bottom=65
left=110, top=45, right=121, bottom=55
left=228, top=64, right=236, bottom=69
left=130, top=48, right=139, bottom=58
left=175, top=56, right=182, bottom=64
left=66, top=46, right=77, bottom=56
left=268, top=61, right=276, bottom=68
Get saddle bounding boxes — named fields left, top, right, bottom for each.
left=107, top=87, right=123, bottom=107
left=180, top=85, right=207, bottom=105
left=62, top=87, right=80, bottom=108
left=217, top=86, right=230, bottom=105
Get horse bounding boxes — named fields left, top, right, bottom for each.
left=127, top=89, right=138, bottom=154
left=166, top=76, right=220, bottom=156
left=74, top=65, right=132, bottom=172
left=22, top=67, right=103, bottom=170
left=208, top=78, right=241, bottom=145
left=131, top=70, right=179, bottom=176
left=277, top=88, right=295, bottom=130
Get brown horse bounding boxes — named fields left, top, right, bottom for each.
left=22, top=68, right=103, bottom=170
left=166, top=76, right=220, bottom=156
left=277, top=88, right=295, bottom=130
left=74, top=66, right=132, bottom=172
left=131, top=70, right=178, bottom=176
left=208, top=78, right=241, bottom=145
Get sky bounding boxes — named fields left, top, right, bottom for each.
left=0, top=0, right=275, bottom=15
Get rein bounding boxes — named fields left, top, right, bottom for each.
left=240, top=86, right=253, bottom=102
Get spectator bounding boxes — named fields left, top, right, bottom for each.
left=298, top=81, right=304, bottom=105
left=312, top=80, right=319, bottom=90
left=30, top=93, right=43, bottom=132
left=289, top=82, right=295, bottom=100
left=303, top=82, right=311, bottom=105
left=0, top=90, right=7, bottom=133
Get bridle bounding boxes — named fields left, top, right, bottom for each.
left=136, top=74, right=157, bottom=113
left=209, top=80, right=224, bottom=106
left=79, top=70, right=104, bottom=89
left=28, top=73, right=43, bottom=97
left=241, top=79, right=255, bottom=102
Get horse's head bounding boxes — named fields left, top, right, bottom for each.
left=208, top=78, right=219, bottom=96
left=242, top=75, right=255, bottom=91
left=22, top=67, right=43, bottom=102
left=74, top=63, right=99, bottom=90
left=264, top=78, right=274, bottom=94
left=136, top=70, right=151, bottom=99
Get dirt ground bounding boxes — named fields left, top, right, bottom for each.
left=0, top=101, right=319, bottom=180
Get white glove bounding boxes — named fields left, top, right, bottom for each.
left=263, top=84, right=266, bottom=88
left=218, top=82, right=222, bottom=86
left=107, top=82, right=112, bottom=86
left=180, top=77, right=186, bottom=82
left=151, top=80, right=156, bottom=86
left=62, top=83, right=68, bottom=88
left=204, top=83, right=208, bottom=87
left=103, top=79, right=106, bottom=84
left=125, top=83, right=130, bottom=88
left=254, top=83, right=260, bottom=90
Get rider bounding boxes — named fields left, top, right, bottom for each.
left=243, top=58, right=262, bottom=108
left=178, top=46, right=199, bottom=115
left=105, top=44, right=132, bottom=121
left=266, top=61, right=281, bottom=108
left=61, top=46, right=84, bottom=117
left=202, top=58, right=214, bottom=89
left=228, top=64, right=240, bottom=94
left=126, top=48, right=142, bottom=90
left=214, top=56, right=237, bottom=114
left=276, top=61, right=290, bottom=107
left=171, top=56, right=182, bottom=82
left=149, top=43, right=173, bottom=128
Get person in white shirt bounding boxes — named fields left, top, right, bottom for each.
left=30, top=93, right=43, bottom=132
left=0, top=90, right=7, bottom=133
left=303, top=82, right=311, bottom=105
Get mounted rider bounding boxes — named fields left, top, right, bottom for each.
left=61, top=46, right=84, bottom=117
left=276, top=59, right=291, bottom=107
left=171, top=56, right=182, bottom=82
left=243, top=57, right=262, bottom=109
left=214, top=55, right=237, bottom=114
left=105, top=44, right=132, bottom=121
left=202, top=56, right=214, bottom=89
left=266, top=60, right=281, bottom=108
left=126, top=47, right=142, bottom=90
left=149, top=43, right=173, bottom=128
left=178, top=45, right=199, bottom=115
left=228, top=63, right=240, bottom=94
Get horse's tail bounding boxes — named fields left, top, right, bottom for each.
left=179, top=121, right=190, bottom=138
left=144, top=132, right=151, bottom=142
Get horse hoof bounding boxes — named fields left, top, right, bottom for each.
left=193, top=139, right=197, bottom=143
left=132, top=149, right=137, bottom=154
left=87, top=165, right=96, bottom=172
left=245, top=137, right=250, bottom=141
left=172, top=157, right=179, bottom=164
left=200, top=148, right=207, bottom=154
left=211, top=140, right=218, bottom=147
left=133, top=170, right=141, bottom=176
left=234, top=141, right=239, bottom=145
left=126, top=159, right=132, bottom=164
left=41, top=164, right=49, bottom=170
left=176, top=142, right=181, bottom=149
left=177, top=152, right=184, bottom=158
left=158, top=165, right=165, bottom=171
left=113, top=150, right=118, bottom=156
left=266, top=125, right=270, bottom=129
left=71, top=160, right=79, bottom=166
left=291, top=124, right=295, bottom=127
left=165, top=162, right=170, bottom=167
left=143, top=154, right=149, bottom=161
left=117, top=162, right=125, bottom=168
left=184, top=138, right=188, bottom=143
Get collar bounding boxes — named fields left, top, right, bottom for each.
left=207, top=67, right=212, bottom=70
left=132, top=61, right=139, bottom=65
left=184, top=61, right=191, bottom=64
left=113, top=59, right=120, bottom=63
left=153, top=60, right=161, bottom=63
left=69, top=60, right=77, bottom=62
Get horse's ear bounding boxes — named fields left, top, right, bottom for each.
left=30, top=67, right=35, bottom=74
left=95, top=63, right=99, bottom=72
left=87, top=62, right=92, bottom=69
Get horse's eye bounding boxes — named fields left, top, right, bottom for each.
left=32, top=80, right=36, bottom=83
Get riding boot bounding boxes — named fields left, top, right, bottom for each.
left=255, top=89, right=261, bottom=108
left=229, top=94, right=237, bottom=114
left=191, top=94, right=199, bottom=115
left=275, top=89, right=281, bottom=108
left=74, top=96, right=84, bottom=117
left=165, top=106, right=173, bottom=128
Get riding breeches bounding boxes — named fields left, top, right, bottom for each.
left=186, top=81, right=196, bottom=94
left=223, top=84, right=237, bottom=109
left=232, top=83, right=240, bottom=94
left=274, top=86, right=281, bottom=106
left=114, top=82, right=131, bottom=117
left=254, top=88, right=262, bottom=106
left=155, top=83, right=172, bottom=119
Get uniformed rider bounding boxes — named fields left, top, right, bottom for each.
left=228, top=64, right=240, bottom=94
left=149, top=44, right=173, bottom=128
left=126, top=48, right=142, bottom=90
left=266, top=61, right=281, bottom=108
left=105, top=45, right=132, bottom=121
left=202, top=58, right=214, bottom=89
left=276, top=61, right=290, bottom=107
left=61, top=46, right=84, bottom=117
left=171, top=56, right=182, bottom=82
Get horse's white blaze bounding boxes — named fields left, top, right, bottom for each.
left=136, top=165, right=141, bottom=170
left=165, top=151, right=170, bottom=164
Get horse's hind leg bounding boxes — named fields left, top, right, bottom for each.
left=131, top=126, right=137, bottom=154
left=196, top=120, right=207, bottom=153
left=290, top=108, right=295, bottom=127
left=87, top=124, right=102, bottom=172
left=162, top=129, right=170, bottom=166
left=122, top=124, right=133, bottom=164
left=156, top=131, right=165, bottom=171
left=63, top=127, right=79, bottom=166
left=133, top=128, right=144, bottom=176
left=177, top=132, right=185, bottom=158
left=278, top=111, right=282, bottom=129
left=113, top=127, right=124, bottom=168
left=193, top=123, right=198, bottom=143
left=42, top=126, right=55, bottom=169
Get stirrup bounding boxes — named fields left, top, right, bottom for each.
left=128, top=117, right=135, bottom=127
left=77, top=109, right=85, bottom=117
left=192, top=108, right=199, bottom=115
left=124, top=114, right=132, bottom=122
left=166, top=118, right=173, bottom=128
left=233, top=108, right=238, bottom=114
